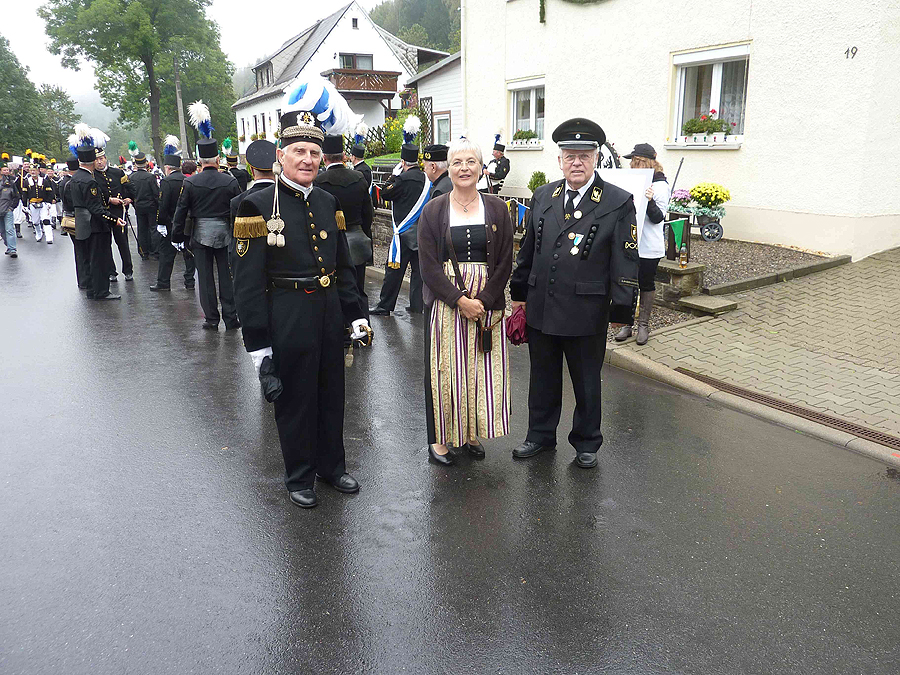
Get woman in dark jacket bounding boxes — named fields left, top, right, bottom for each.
left=418, top=137, right=514, bottom=465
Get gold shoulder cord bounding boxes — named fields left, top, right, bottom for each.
left=267, top=180, right=285, bottom=247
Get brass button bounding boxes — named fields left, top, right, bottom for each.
left=314, top=246, right=319, bottom=251
left=308, top=212, right=313, bottom=217
left=312, top=235, right=317, bottom=240
left=310, top=224, right=315, bottom=229
left=318, top=256, right=323, bottom=262
left=321, top=268, right=326, bottom=274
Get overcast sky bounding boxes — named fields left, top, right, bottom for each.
left=5, top=0, right=379, bottom=113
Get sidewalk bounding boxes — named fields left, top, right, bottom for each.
left=610, top=247, right=900, bottom=450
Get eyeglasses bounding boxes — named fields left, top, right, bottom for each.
left=450, top=159, right=480, bottom=169
left=561, top=153, right=597, bottom=165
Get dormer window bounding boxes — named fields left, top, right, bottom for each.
left=352, top=18, right=358, bottom=29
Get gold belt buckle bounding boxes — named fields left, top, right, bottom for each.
left=319, top=274, right=331, bottom=288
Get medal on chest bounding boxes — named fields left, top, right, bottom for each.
left=570, top=233, right=584, bottom=255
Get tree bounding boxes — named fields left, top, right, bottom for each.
left=370, top=0, right=460, bottom=51
left=398, top=23, right=429, bottom=49
left=39, top=0, right=232, bottom=161
left=40, top=84, right=81, bottom=158
left=0, top=34, right=46, bottom=155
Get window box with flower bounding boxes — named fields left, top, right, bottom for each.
left=508, top=129, right=542, bottom=150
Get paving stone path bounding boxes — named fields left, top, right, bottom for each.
left=619, top=248, right=900, bottom=436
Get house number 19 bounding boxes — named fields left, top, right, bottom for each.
left=845, top=47, right=858, bottom=58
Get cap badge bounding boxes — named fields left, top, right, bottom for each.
left=575, top=133, right=581, bottom=139
left=424, top=152, right=431, bottom=159
left=300, top=111, right=315, bottom=125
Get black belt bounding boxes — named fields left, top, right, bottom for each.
left=269, top=272, right=334, bottom=290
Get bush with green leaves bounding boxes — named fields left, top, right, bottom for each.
left=513, top=129, right=538, bottom=141
left=527, top=171, right=547, bottom=194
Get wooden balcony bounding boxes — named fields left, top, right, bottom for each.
left=320, top=69, right=401, bottom=99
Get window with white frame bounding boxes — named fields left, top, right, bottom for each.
left=434, top=113, right=451, bottom=145
left=508, top=79, right=545, bottom=141
left=674, top=44, right=749, bottom=137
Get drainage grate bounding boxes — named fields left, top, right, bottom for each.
left=674, top=367, right=900, bottom=452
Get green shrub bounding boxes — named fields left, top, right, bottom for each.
left=513, top=129, right=538, bottom=141
left=527, top=171, right=547, bottom=194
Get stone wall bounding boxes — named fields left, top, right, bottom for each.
left=373, top=209, right=393, bottom=245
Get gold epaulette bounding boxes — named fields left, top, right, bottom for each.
left=335, top=210, right=346, bottom=231
left=233, top=215, right=268, bottom=238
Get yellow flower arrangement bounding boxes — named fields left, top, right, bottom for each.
left=690, top=182, right=731, bottom=208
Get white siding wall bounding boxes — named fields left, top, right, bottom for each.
left=416, top=59, right=462, bottom=143
left=235, top=1, right=415, bottom=154
left=463, top=0, right=900, bottom=260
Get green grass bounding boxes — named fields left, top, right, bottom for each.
left=368, top=152, right=401, bottom=165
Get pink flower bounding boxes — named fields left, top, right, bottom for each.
left=700, top=115, right=707, bottom=120
left=710, top=109, right=717, bottom=115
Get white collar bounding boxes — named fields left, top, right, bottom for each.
left=279, top=173, right=312, bottom=198
left=565, top=171, right=598, bottom=206
left=253, top=178, right=275, bottom=185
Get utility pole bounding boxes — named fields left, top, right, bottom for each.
left=173, top=48, right=191, bottom=159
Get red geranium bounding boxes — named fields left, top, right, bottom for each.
left=710, top=108, right=717, bottom=115
left=700, top=115, right=707, bottom=120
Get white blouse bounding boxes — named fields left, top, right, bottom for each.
left=448, top=195, right=485, bottom=227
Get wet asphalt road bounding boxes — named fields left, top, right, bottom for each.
left=2, top=230, right=899, bottom=675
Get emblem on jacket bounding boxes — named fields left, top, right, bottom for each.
left=631, top=224, right=637, bottom=242
left=591, top=187, right=602, bottom=203
left=90, top=187, right=98, bottom=196
left=236, top=239, right=249, bottom=257
left=552, top=185, right=562, bottom=198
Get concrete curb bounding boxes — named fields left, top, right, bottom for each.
left=365, top=264, right=409, bottom=290
left=703, top=254, right=852, bottom=296
left=606, top=345, right=900, bottom=469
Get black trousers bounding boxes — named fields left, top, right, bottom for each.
left=110, top=223, right=133, bottom=276
left=71, top=236, right=91, bottom=289
left=135, top=209, right=160, bottom=258
left=192, top=242, right=237, bottom=325
left=87, top=231, right=113, bottom=298
left=638, top=257, right=661, bottom=292
left=374, top=244, right=422, bottom=312
left=271, top=286, right=347, bottom=490
left=526, top=325, right=609, bottom=454
left=156, top=237, right=196, bottom=287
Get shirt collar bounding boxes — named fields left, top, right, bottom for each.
left=565, top=171, right=598, bottom=206
left=279, top=173, right=313, bottom=198
left=253, top=178, right=275, bottom=185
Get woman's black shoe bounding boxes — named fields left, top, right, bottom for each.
left=427, top=445, right=454, bottom=465
left=465, top=442, right=485, bottom=458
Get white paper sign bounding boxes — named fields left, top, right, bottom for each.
left=599, top=168, right=654, bottom=244
left=12, top=156, right=23, bottom=164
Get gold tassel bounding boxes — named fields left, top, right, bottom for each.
left=233, top=215, right=268, bottom=238
left=335, top=210, right=346, bottom=231
left=387, top=262, right=401, bottom=269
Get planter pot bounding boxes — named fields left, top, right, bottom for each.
left=683, top=134, right=707, bottom=144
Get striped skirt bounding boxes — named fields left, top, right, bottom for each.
left=426, top=262, right=510, bottom=446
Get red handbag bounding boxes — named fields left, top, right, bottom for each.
left=506, top=305, right=528, bottom=345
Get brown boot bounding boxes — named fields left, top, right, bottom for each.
left=614, top=324, right=633, bottom=341
left=635, top=291, right=655, bottom=345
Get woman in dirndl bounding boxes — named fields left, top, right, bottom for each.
left=417, top=137, right=514, bottom=465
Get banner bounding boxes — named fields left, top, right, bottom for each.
left=670, top=218, right=687, bottom=250
left=598, top=168, right=654, bottom=244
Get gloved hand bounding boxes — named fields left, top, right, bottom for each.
left=391, top=161, right=403, bottom=176
left=172, top=241, right=185, bottom=251
left=170, top=229, right=185, bottom=244
left=250, top=347, right=273, bottom=373
left=350, top=319, right=372, bottom=342
left=157, top=224, right=167, bottom=237
left=250, top=347, right=281, bottom=403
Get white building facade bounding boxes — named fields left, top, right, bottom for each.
left=406, top=53, right=463, bottom=146
left=461, top=0, right=900, bottom=260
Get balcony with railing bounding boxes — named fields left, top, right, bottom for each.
left=321, top=69, right=401, bottom=98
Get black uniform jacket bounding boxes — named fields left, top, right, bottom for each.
left=50, top=177, right=63, bottom=200
left=314, top=165, right=374, bottom=239
left=230, top=167, right=251, bottom=192
left=382, top=166, right=428, bottom=251
left=156, top=170, right=185, bottom=236
left=230, top=179, right=275, bottom=226
left=59, top=174, right=73, bottom=216
left=489, top=156, right=510, bottom=183
left=69, top=167, right=119, bottom=237
left=353, top=160, right=372, bottom=189
left=231, top=181, right=364, bottom=353
left=430, top=171, right=452, bottom=199
left=23, top=175, right=55, bottom=203
left=510, top=173, right=639, bottom=335
left=94, top=166, right=133, bottom=219
left=171, top=166, right=241, bottom=243
left=128, top=168, right=160, bottom=212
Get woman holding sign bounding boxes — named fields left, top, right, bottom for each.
left=614, top=144, right=670, bottom=345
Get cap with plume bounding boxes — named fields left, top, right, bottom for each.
left=90, top=128, right=109, bottom=149
left=222, top=137, right=234, bottom=155
left=495, top=133, right=501, bottom=144
left=1, top=152, right=10, bottom=161
left=281, top=75, right=358, bottom=135
left=25, top=149, right=32, bottom=157
left=67, top=134, right=79, bottom=156
left=74, top=123, right=95, bottom=149
left=188, top=101, right=214, bottom=138
left=353, top=121, right=368, bottom=145
left=128, top=141, right=139, bottom=157
left=163, top=135, right=180, bottom=156
left=402, top=116, right=421, bottom=144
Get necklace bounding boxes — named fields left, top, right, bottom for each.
left=452, top=192, right=479, bottom=213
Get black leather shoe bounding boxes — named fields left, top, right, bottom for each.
left=109, top=275, right=118, bottom=282
left=575, top=452, right=598, bottom=469
left=465, top=442, right=485, bottom=458
left=512, top=440, right=555, bottom=459
left=95, top=293, right=121, bottom=300
left=184, top=283, right=195, bottom=290
left=316, top=473, right=360, bottom=493
left=289, top=489, right=318, bottom=508
left=370, top=307, right=391, bottom=316
left=406, top=306, right=423, bottom=314
left=149, top=284, right=170, bottom=291
left=427, top=445, right=454, bottom=465
left=224, top=320, right=242, bottom=330
left=201, top=321, right=218, bottom=331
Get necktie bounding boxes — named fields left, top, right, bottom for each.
left=565, top=189, right=579, bottom=219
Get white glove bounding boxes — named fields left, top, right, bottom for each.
left=172, top=241, right=185, bottom=251
left=250, top=347, right=273, bottom=374
left=350, top=319, right=370, bottom=340
left=391, top=161, right=403, bottom=176
left=157, top=224, right=167, bottom=236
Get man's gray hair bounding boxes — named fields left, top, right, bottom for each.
left=448, top=137, right=483, bottom=167
left=428, top=160, right=449, bottom=171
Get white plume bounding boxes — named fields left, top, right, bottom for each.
left=163, top=135, right=180, bottom=149
left=280, top=75, right=356, bottom=135
left=188, top=101, right=211, bottom=129
left=67, top=133, right=78, bottom=147
left=74, top=123, right=92, bottom=142
left=355, top=121, right=369, bottom=137
left=90, top=128, right=109, bottom=148
left=403, top=116, right=421, bottom=135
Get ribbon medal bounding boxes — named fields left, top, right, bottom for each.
left=570, top=233, right=584, bottom=255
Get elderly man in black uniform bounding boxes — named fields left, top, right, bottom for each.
left=226, top=151, right=252, bottom=192
left=350, top=143, right=372, bottom=192
left=128, top=152, right=161, bottom=260
left=483, top=140, right=510, bottom=194
left=152, top=148, right=197, bottom=292
left=60, top=156, right=90, bottom=288
left=230, top=107, right=371, bottom=509
left=315, top=134, right=374, bottom=321
left=172, top=136, right=242, bottom=330
left=70, top=142, right=127, bottom=300
left=370, top=143, right=429, bottom=315
left=422, top=144, right=451, bottom=199
left=509, top=118, right=639, bottom=469
left=94, top=148, right=134, bottom=281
